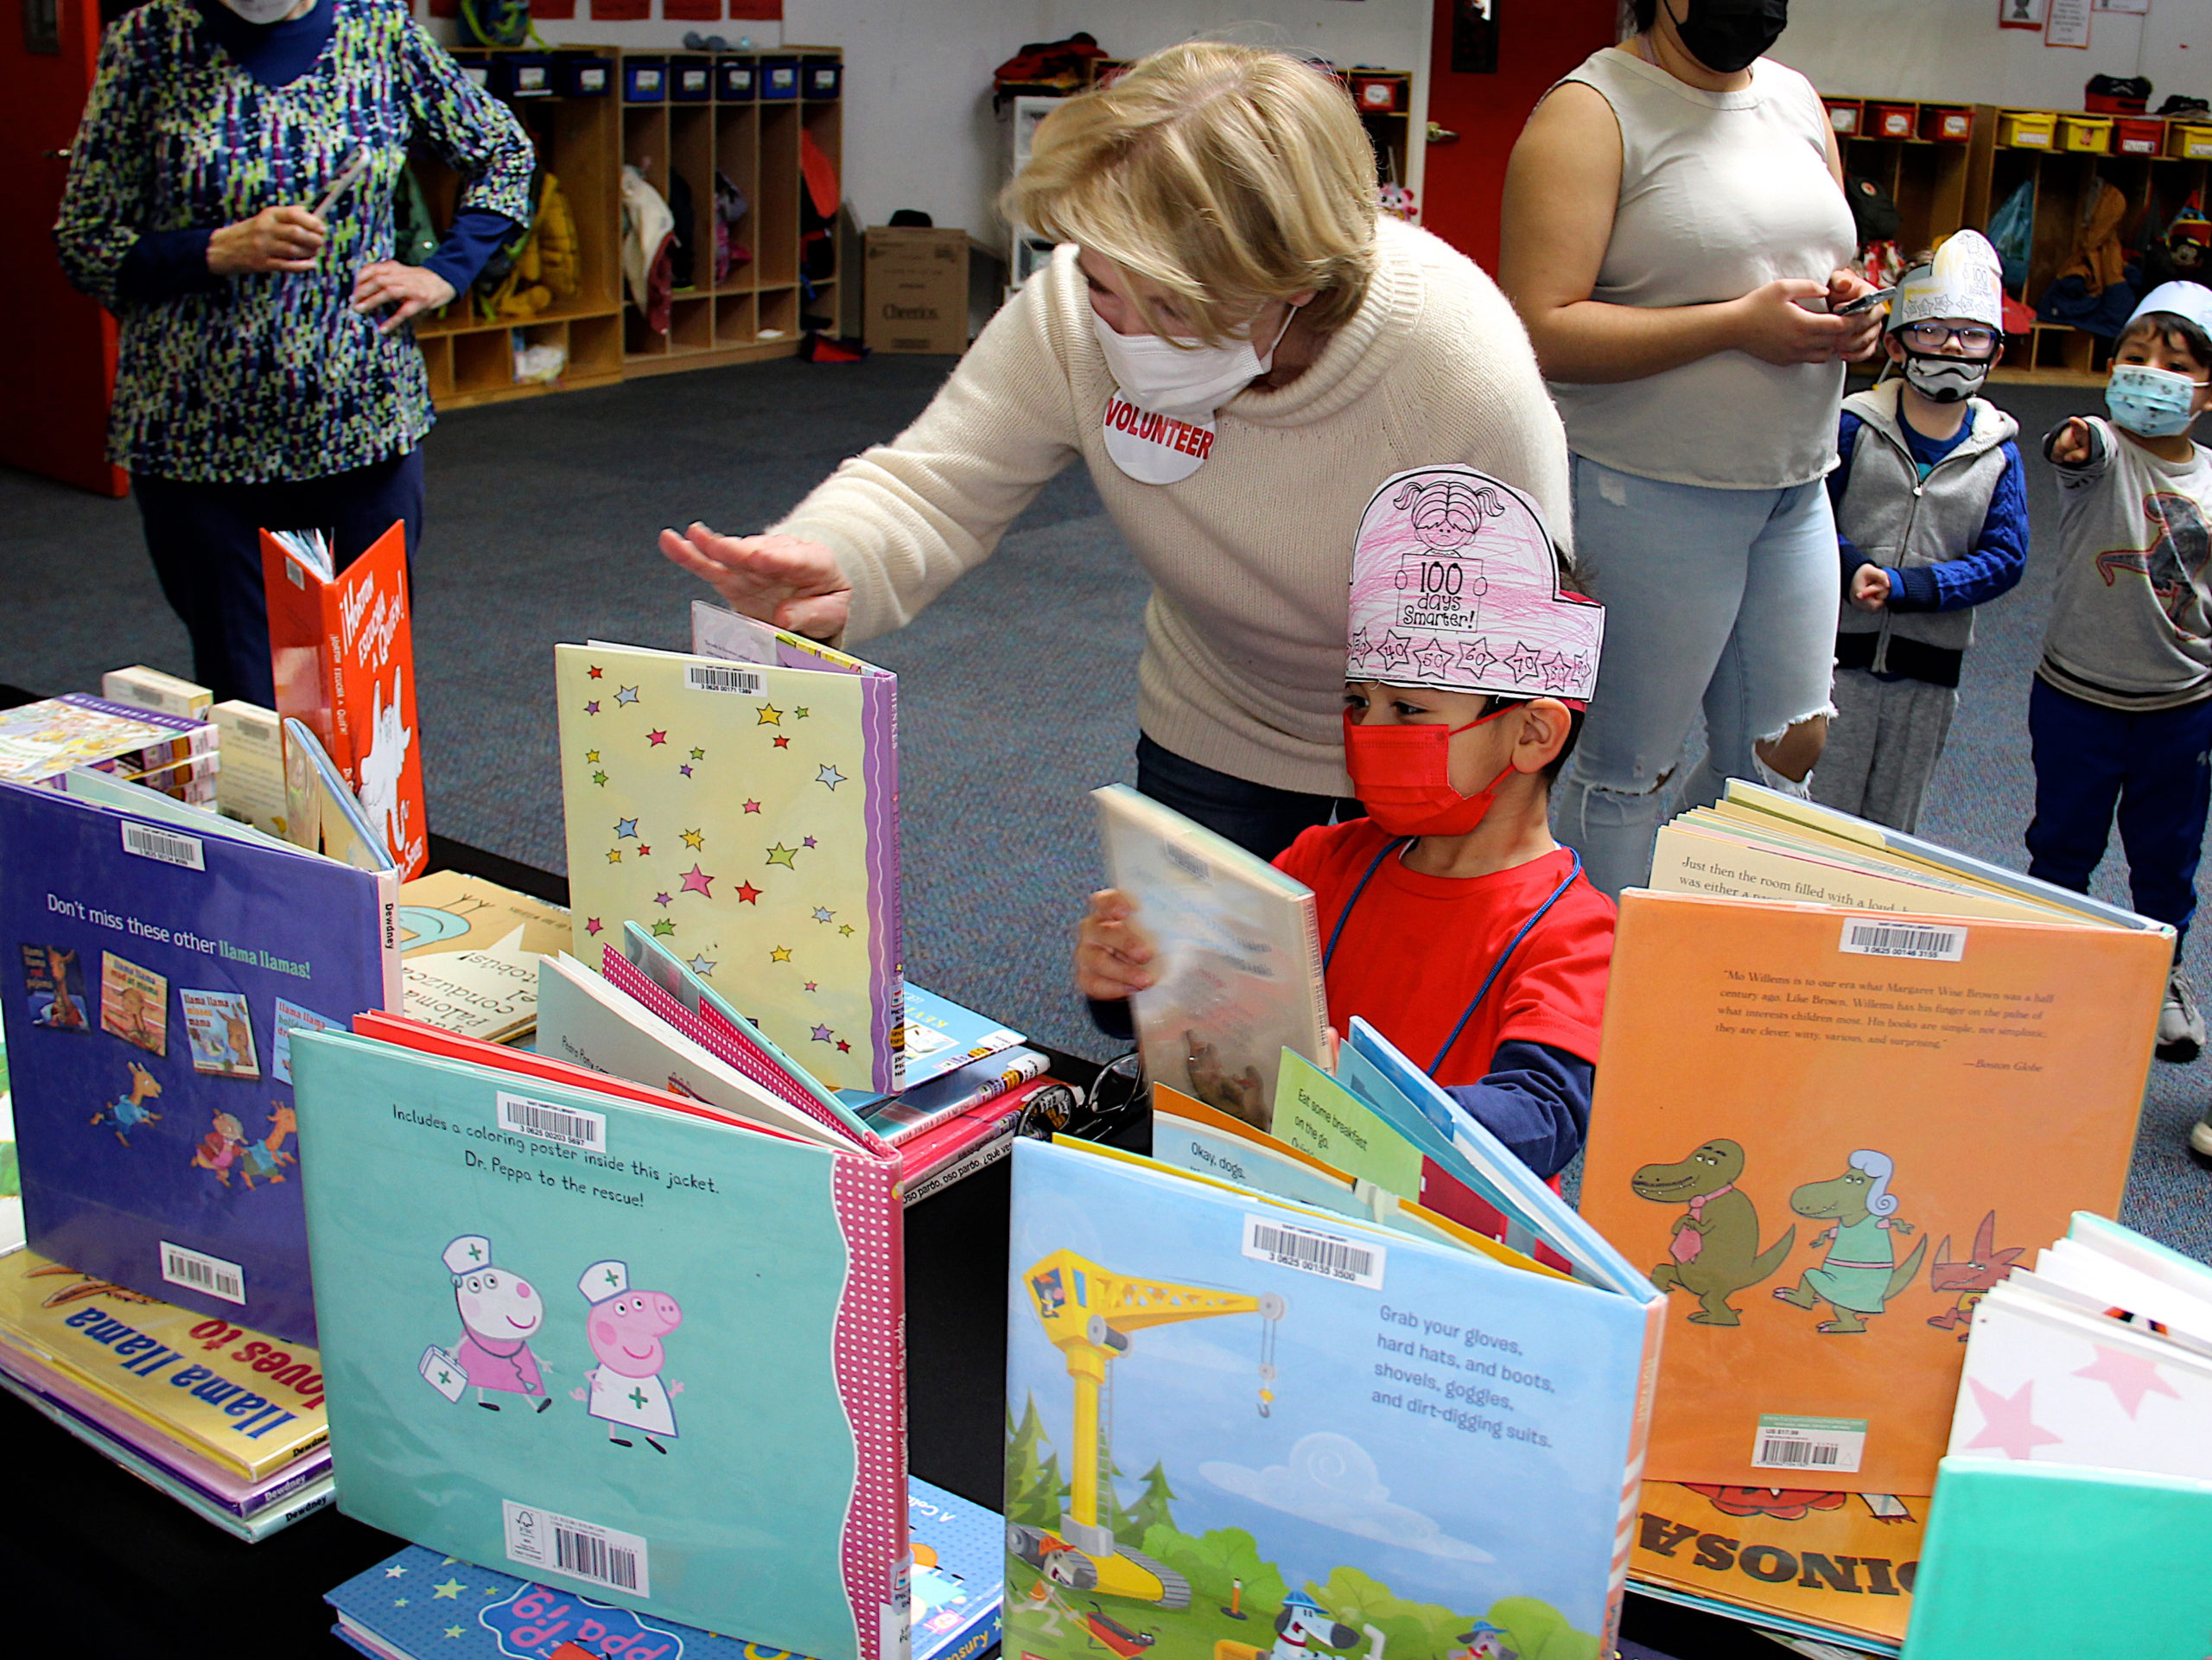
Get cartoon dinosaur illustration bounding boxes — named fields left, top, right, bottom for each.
left=1630, top=1138, right=1796, bottom=1325
left=191, top=1110, right=248, bottom=1186
left=2094, top=491, right=2212, bottom=635
left=1925, top=1209, right=2026, bottom=1338
left=234, top=1103, right=298, bottom=1188
left=88, top=1061, right=163, bottom=1145
left=1774, top=1150, right=1929, bottom=1333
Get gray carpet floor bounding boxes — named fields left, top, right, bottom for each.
left=3, top=358, right=2205, bottom=1259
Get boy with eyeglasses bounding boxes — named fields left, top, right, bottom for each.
left=1812, top=231, right=2026, bottom=836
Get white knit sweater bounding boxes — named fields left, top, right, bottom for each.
left=773, top=218, right=1572, bottom=797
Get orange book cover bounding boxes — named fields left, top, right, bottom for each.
left=1579, top=890, right=2163, bottom=1495
left=260, top=522, right=426, bottom=878
left=1632, top=1480, right=1926, bottom=1650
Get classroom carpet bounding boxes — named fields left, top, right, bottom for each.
left=2, top=354, right=2206, bottom=1262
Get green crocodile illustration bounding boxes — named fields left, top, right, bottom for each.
left=1773, top=1151, right=1929, bottom=1334
left=1630, top=1138, right=1795, bottom=1326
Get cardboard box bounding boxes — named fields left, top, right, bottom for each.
left=865, top=226, right=974, bottom=355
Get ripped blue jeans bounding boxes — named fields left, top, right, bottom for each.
left=1555, top=454, right=1840, bottom=897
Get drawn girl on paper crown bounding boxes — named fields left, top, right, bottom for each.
left=573, top=1259, right=685, bottom=1453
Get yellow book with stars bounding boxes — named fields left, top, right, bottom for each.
left=554, top=635, right=903, bottom=1093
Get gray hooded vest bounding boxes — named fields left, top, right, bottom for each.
left=1834, top=379, right=2019, bottom=665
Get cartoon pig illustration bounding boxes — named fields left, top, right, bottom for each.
left=443, top=1235, right=550, bottom=1412
left=571, top=1258, right=684, bottom=1453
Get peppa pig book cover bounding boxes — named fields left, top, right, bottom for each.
left=290, top=1018, right=906, bottom=1660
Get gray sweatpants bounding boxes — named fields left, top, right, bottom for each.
left=1810, top=667, right=1958, bottom=833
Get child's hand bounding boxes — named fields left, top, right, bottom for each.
left=1075, top=888, right=1155, bottom=1001
left=2050, top=417, right=2094, bottom=466
left=1850, top=565, right=1891, bottom=612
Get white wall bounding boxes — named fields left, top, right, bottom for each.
left=419, top=1, right=1431, bottom=251
left=1771, top=0, right=2204, bottom=108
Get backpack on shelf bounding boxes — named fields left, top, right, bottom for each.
left=713, top=170, right=753, bottom=286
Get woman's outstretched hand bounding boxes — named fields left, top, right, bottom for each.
left=657, top=524, right=853, bottom=639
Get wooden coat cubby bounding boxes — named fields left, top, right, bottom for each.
left=408, top=46, right=842, bottom=408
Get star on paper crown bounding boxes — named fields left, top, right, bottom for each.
left=1344, top=465, right=1602, bottom=707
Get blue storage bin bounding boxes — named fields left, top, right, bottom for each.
left=715, top=56, right=756, bottom=101
left=557, top=53, right=612, bottom=97
left=670, top=54, right=712, bottom=102
left=802, top=56, right=842, bottom=99
left=623, top=56, right=668, bottom=103
left=494, top=53, right=555, bottom=99
left=759, top=56, right=799, bottom=100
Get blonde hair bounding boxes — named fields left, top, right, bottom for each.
left=1004, top=41, right=1380, bottom=343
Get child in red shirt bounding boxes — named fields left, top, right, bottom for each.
left=1077, top=466, right=1613, bottom=1179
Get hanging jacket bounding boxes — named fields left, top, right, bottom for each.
left=1834, top=379, right=2024, bottom=668
left=621, top=163, right=677, bottom=332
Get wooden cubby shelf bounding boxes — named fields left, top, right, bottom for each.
left=407, top=45, right=841, bottom=406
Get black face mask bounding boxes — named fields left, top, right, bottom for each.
left=1664, top=0, right=1788, bottom=75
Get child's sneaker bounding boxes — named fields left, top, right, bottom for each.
left=2158, top=970, right=2206, bottom=1063
left=2192, top=1110, right=2212, bottom=1167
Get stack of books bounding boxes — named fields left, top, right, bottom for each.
left=1582, top=782, right=2172, bottom=1655
left=0, top=1248, right=333, bottom=1539
left=0, top=692, right=219, bottom=805
left=324, top=1478, right=1003, bottom=1660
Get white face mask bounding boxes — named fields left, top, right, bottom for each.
left=219, top=0, right=302, bottom=22
left=1090, top=304, right=1297, bottom=423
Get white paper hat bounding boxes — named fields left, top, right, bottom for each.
left=1345, top=465, right=1603, bottom=705
left=579, top=1258, right=630, bottom=1303
left=2127, top=280, right=2212, bottom=341
left=1892, top=231, right=2005, bottom=334
left=443, top=1235, right=493, bottom=1277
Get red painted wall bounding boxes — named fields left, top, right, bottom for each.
left=1422, top=0, right=1620, bottom=275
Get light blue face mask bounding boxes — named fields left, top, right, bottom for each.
left=2106, top=361, right=2208, bottom=439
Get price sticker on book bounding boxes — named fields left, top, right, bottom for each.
left=1751, top=1413, right=1866, bottom=1474
left=1243, top=1213, right=1385, bottom=1288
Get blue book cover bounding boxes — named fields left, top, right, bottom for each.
left=1005, top=1138, right=1661, bottom=1660
left=291, top=1027, right=906, bottom=1660
left=897, top=984, right=1024, bottom=1093
left=324, top=1479, right=1001, bottom=1660
left=0, top=779, right=388, bottom=1345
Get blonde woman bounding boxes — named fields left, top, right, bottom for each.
left=661, top=42, right=1570, bottom=861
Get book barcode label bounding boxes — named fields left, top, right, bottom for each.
left=1751, top=1413, right=1866, bottom=1473
left=121, top=819, right=205, bottom=871
left=1243, top=1214, right=1384, bottom=1288
left=684, top=662, right=765, bottom=696
left=498, top=1091, right=607, bottom=1150
left=161, top=1241, right=245, bottom=1306
left=504, top=1500, right=650, bottom=1595
left=1839, top=917, right=1966, bottom=962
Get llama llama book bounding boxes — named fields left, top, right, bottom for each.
left=290, top=1008, right=906, bottom=1658
left=1004, top=1127, right=1662, bottom=1660
left=0, top=775, right=393, bottom=1345
left=1092, top=784, right=1326, bottom=1131
left=1578, top=885, right=2166, bottom=1498
left=554, top=633, right=901, bottom=1094
left=262, top=521, right=428, bottom=878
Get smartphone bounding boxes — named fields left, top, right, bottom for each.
left=1835, top=285, right=1899, bottom=317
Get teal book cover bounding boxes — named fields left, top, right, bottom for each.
left=291, top=1028, right=906, bottom=1660
left=1005, top=1139, right=1656, bottom=1660
left=1902, top=1459, right=2212, bottom=1658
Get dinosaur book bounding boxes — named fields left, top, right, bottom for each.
left=261, top=520, right=428, bottom=879
left=1579, top=886, right=2166, bottom=1498
left=1005, top=1127, right=1662, bottom=1660
left=289, top=1002, right=906, bottom=1660
left=0, top=777, right=391, bottom=1346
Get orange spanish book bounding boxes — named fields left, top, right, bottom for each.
left=260, top=521, right=426, bottom=878
left=1579, top=889, right=2163, bottom=1496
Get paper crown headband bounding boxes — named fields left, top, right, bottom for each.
left=2128, top=279, right=2212, bottom=340
left=1345, top=465, right=1603, bottom=706
left=1892, top=229, right=2005, bottom=334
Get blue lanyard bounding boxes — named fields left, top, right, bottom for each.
left=1321, top=841, right=1585, bottom=1075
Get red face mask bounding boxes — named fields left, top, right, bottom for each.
left=1341, top=705, right=1516, bottom=837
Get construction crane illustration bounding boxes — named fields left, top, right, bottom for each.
left=1009, top=1248, right=1287, bottom=1608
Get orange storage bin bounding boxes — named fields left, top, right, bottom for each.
left=1868, top=102, right=1916, bottom=139
left=2115, top=117, right=2164, bottom=155
left=1823, top=97, right=1862, bottom=137
left=1919, top=105, right=1973, bottom=143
